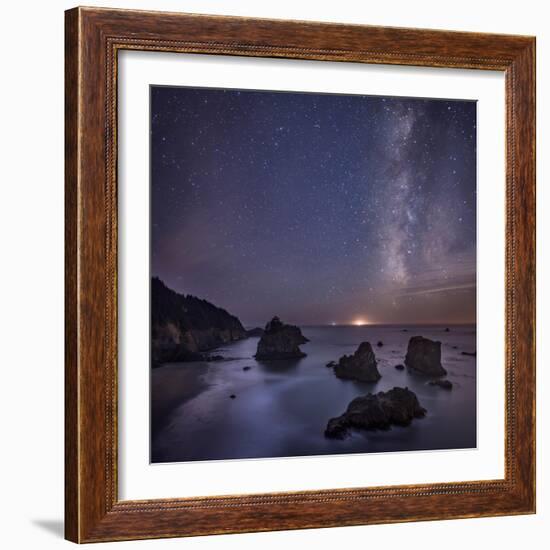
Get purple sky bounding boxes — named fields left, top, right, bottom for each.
left=150, top=86, right=476, bottom=327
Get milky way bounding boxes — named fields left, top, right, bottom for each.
left=151, top=86, right=476, bottom=326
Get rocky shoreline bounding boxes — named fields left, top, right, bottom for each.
left=150, top=283, right=471, bottom=442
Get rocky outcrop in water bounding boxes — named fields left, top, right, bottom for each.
left=151, top=277, right=247, bottom=366
left=429, top=379, right=453, bottom=390
left=333, top=342, right=381, bottom=382
left=405, top=336, right=447, bottom=377
left=254, top=317, right=308, bottom=360
left=325, top=387, right=426, bottom=438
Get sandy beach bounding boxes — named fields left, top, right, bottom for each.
left=151, top=362, right=211, bottom=435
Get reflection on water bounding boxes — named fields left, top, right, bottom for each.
left=151, top=325, right=476, bottom=463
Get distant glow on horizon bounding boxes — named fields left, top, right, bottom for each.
left=353, top=318, right=369, bottom=326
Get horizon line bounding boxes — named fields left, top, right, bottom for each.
left=245, top=322, right=476, bottom=328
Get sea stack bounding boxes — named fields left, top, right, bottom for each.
left=405, top=336, right=447, bottom=377
left=333, top=342, right=381, bottom=382
left=325, top=387, right=426, bottom=438
left=254, top=316, right=308, bottom=360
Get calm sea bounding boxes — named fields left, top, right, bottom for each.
left=151, top=324, right=476, bottom=463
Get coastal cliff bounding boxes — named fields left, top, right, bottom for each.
left=151, top=277, right=247, bottom=365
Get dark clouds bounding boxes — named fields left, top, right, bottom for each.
left=151, top=86, right=476, bottom=326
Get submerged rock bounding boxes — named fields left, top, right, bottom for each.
left=325, top=387, right=426, bottom=438
left=242, top=366, right=252, bottom=371
left=444, top=327, right=450, bottom=332
left=326, top=360, right=337, bottom=368
left=405, top=336, right=447, bottom=377
left=429, top=379, right=453, bottom=390
left=395, top=364, right=405, bottom=371
left=377, top=341, right=384, bottom=347
left=255, top=317, right=308, bottom=360
left=333, top=342, right=381, bottom=382
left=204, top=354, right=225, bottom=362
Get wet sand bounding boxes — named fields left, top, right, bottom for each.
left=151, top=362, right=210, bottom=435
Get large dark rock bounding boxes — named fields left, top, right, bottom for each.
left=255, top=317, right=308, bottom=360
left=325, top=387, right=426, bottom=438
left=333, top=342, right=381, bottom=382
left=151, top=277, right=247, bottom=366
left=405, top=336, right=447, bottom=377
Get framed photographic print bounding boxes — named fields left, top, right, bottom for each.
left=65, top=7, right=536, bottom=543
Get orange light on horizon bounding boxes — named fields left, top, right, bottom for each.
left=353, top=318, right=369, bottom=326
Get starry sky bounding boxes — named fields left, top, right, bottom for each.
left=151, top=86, right=476, bottom=327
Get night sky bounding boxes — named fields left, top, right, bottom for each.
left=151, top=86, right=476, bottom=327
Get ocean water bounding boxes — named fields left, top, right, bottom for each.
left=151, top=325, right=476, bottom=463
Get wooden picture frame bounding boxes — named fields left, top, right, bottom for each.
left=65, top=6, right=536, bottom=543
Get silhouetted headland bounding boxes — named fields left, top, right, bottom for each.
left=151, top=277, right=246, bottom=366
